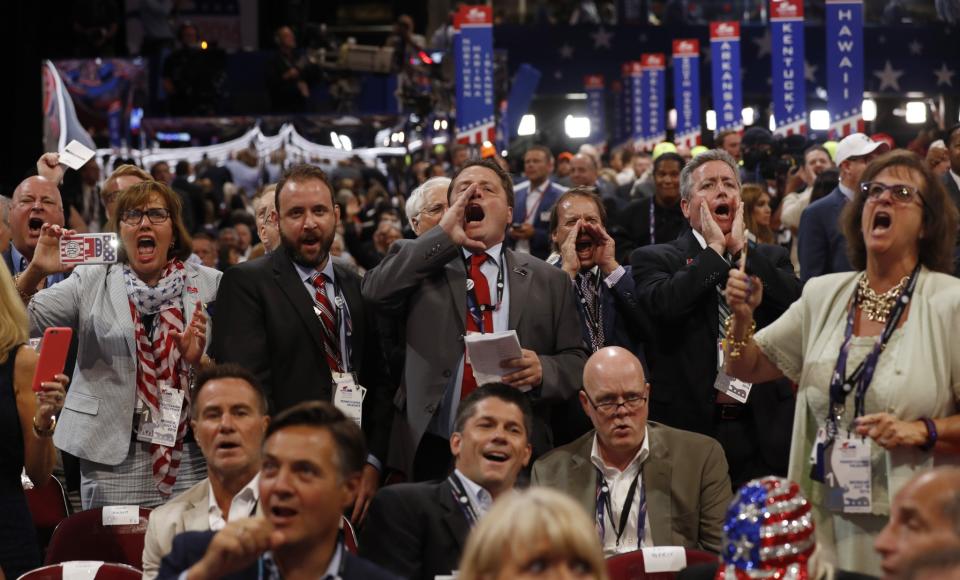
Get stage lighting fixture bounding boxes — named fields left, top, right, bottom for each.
left=741, top=108, right=755, bottom=126
left=517, top=114, right=537, bottom=136
left=862, top=99, right=877, bottom=122
left=564, top=115, right=591, bottom=139
left=705, top=110, right=716, bottom=131
left=905, top=101, right=926, bottom=124
left=768, top=115, right=776, bottom=132
left=810, top=110, right=830, bottom=131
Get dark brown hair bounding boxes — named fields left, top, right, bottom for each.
left=110, top=180, right=193, bottom=261
left=453, top=383, right=533, bottom=437
left=841, top=149, right=958, bottom=273
left=266, top=401, right=367, bottom=480
left=191, top=363, right=268, bottom=418
left=447, top=158, right=515, bottom=209
left=548, top=186, right=608, bottom=237
left=274, top=164, right=335, bottom=214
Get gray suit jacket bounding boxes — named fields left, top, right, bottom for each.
left=361, top=227, right=588, bottom=472
left=28, top=262, right=220, bottom=465
left=530, top=422, right=732, bottom=553
left=141, top=480, right=210, bottom=580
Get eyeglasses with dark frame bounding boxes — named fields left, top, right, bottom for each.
left=860, top=181, right=928, bottom=209
left=581, top=389, right=649, bottom=416
left=121, top=208, right=172, bottom=226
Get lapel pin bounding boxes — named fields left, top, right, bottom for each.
left=466, top=279, right=475, bottom=291
left=513, top=267, right=528, bottom=277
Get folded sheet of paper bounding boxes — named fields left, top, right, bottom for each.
left=641, top=546, right=687, bottom=572
left=59, top=140, right=96, bottom=170
left=464, top=330, right=525, bottom=390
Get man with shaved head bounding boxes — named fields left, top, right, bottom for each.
left=5, top=175, right=68, bottom=292
left=531, top=346, right=731, bottom=556
left=874, top=467, right=960, bottom=579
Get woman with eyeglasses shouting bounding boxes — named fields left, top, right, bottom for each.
left=720, top=150, right=960, bottom=576
left=19, top=180, right=220, bottom=509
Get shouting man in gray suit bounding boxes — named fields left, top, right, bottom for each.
left=362, top=158, right=588, bottom=481
left=141, top=364, right=269, bottom=579
left=531, top=347, right=731, bottom=556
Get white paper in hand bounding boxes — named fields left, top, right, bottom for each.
left=464, top=330, right=523, bottom=388
left=641, top=546, right=688, bottom=572
left=59, top=140, right=96, bottom=170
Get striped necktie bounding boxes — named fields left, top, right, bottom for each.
left=311, top=273, right=343, bottom=372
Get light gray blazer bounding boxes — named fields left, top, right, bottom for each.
left=141, top=479, right=210, bottom=580
left=28, top=262, right=220, bottom=465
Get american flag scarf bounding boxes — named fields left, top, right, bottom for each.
left=124, top=260, right=189, bottom=496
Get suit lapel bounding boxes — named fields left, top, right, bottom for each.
left=438, top=479, right=471, bottom=550
left=644, top=427, right=674, bottom=546
left=679, top=230, right=720, bottom=338
left=107, top=265, right=137, bottom=359
left=445, top=256, right=468, bottom=335
left=183, top=492, right=210, bottom=531
left=568, top=435, right=601, bottom=514
left=506, top=250, right=532, bottom=329
left=272, top=251, right=326, bottom=355
left=334, top=264, right=363, bottom=369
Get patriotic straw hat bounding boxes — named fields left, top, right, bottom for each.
left=716, top=477, right=816, bottom=580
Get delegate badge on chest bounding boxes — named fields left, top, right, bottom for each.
left=823, top=434, right=872, bottom=514
left=714, top=340, right=753, bottom=403
left=332, top=372, right=366, bottom=428
left=136, top=383, right=184, bottom=448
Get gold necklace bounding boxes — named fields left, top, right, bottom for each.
left=856, top=274, right=909, bottom=323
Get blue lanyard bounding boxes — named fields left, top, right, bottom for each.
left=448, top=475, right=481, bottom=527
left=595, top=468, right=646, bottom=548
left=826, top=265, right=919, bottom=440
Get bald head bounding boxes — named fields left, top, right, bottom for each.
left=583, top=346, right=646, bottom=395
left=581, top=348, right=650, bottom=467
left=10, top=176, right=64, bottom=259
left=569, top=153, right=600, bottom=188
left=876, top=467, right=960, bottom=579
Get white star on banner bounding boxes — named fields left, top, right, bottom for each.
left=934, top=63, right=955, bottom=87
left=874, top=60, right=904, bottom=91
left=752, top=29, right=771, bottom=59
left=805, top=60, right=818, bottom=83
left=559, top=44, right=574, bottom=59
left=591, top=27, right=613, bottom=49
left=909, top=40, right=923, bottom=55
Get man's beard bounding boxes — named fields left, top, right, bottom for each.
left=280, top=229, right=332, bottom=268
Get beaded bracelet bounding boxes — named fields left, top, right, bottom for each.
left=722, top=316, right=756, bottom=361
left=919, top=417, right=938, bottom=452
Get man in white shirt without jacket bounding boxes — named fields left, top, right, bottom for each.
left=142, top=364, right=269, bottom=579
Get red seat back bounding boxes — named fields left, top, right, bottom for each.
left=24, top=476, right=71, bottom=555
left=17, top=562, right=142, bottom=580
left=44, top=508, right=152, bottom=570
left=607, top=548, right=719, bottom=580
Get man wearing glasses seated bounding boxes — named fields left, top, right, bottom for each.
left=531, top=347, right=732, bottom=556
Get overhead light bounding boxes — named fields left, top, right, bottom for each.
left=768, top=115, right=776, bottom=132
left=565, top=93, right=588, bottom=100
left=810, top=110, right=830, bottom=131
left=330, top=131, right=343, bottom=149
left=501, top=150, right=508, bottom=157
left=741, top=107, right=755, bottom=126
left=706, top=110, right=717, bottom=131
left=441, top=119, right=448, bottom=130
left=200, top=40, right=208, bottom=50
left=433, top=120, right=441, bottom=131
left=668, top=109, right=677, bottom=129
left=517, top=114, right=537, bottom=136
left=340, top=134, right=353, bottom=151
left=906, top=101, right=927, bottom=124
left=564, top=115, right=591, bottom=139
left=862, top=99, right=877, bottom=122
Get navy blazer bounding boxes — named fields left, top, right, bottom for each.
left=158, top=530, right=400, bottom=580
left=797, top=187, right=853, bottom=283
left=510, top=179, right=567, bottom=259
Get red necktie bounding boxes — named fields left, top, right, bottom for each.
left=461, top=253, right=494, bottom=400
left=311, top=274, right=343, bottom=373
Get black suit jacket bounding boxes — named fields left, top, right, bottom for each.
left=210, top=249, right=394, bottom=460
left=158, top=530, right=399, bottom=580
left=630, top=229, right=800, bottom=466
left=359, top=479, right=470, bottom=580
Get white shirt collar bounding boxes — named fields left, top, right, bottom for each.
left=950, top=169, right=960, bottom=192
left=294, top=256, right=336, bottom=285
left=838, top=182, right=855, bottom=201
left=453, top=468, right=494, bottom=514
left=690, top=228, right=707, bottom=250
left=207, top=473, right=260, bottom=530
left=589, top=427, right=650, bottom=477
left=461, top=242, right=504, bottom=267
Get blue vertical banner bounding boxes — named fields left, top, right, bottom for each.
left=584, top=75, right=607, bottom=146
left=770, top=0, right=807, bottom=136
left=623, top=61, right=644, bottom=147
left=454, top=5, right=495, bottom=144
left=611, top=79, right=623, bottom=145
left=672, top=39, right=701, bottom=149
left=826, top=0, right=864, bottom=138
left=641, top=53, right=666, bottom=151
left=710, top=22, right=743, bottom=134
left=505, top=63, right=542, bottom=140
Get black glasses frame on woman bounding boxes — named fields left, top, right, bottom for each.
left=860, top=181, right=930, bottom=211
left=121, top=208, right=172, bottom=226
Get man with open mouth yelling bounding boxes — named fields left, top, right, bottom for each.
left=531, top=347, right=732, bottom=556
left=4, top=175, right=67, bottom=290
left=362, top=158, right=587, bottom=483
left=212, top=164, right=394, bottom=528
left=360, top=384, right=532, bottom=580
left=630, top=149, right=801, bottom=490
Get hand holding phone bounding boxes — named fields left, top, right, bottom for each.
left=32, top=327, right=72, bottom=393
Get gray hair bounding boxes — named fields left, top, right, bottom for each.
left=405, top=176, right=451, bottom=228
left=679, top=149, right=741, bottom=202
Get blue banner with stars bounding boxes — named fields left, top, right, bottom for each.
left=710, top=22, right=743, bottom=135
left=585, top=75, right=607, bottom=145
left=826, top=0, right=864, bottom=138
left=623, top=61, right=644, bottom=147
left=673, top=39, right=701, bottom=148
left=770, top=0, right=807, bottom=136
left=454, top=5, right=495, bottom=145
left=641, top=54, right=666, bottom=150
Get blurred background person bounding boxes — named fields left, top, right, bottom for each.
left=742, top=183, right=775, bottom=245
left=0, top=261, right=67, bottom=579
left=457, top=487, right=610, bottom=580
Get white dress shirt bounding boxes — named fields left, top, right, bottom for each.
left=207, top=474, right=259, bottom=531
left=590, top=429, right=652, bottom=555
left=453, top=468, right=493, bottom=518
left=516, top=180, right=548, bottom=254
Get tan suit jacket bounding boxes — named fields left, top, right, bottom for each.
left=141, top=481, right=211, bottom=580
left=530, top=421, right=732, bottom=553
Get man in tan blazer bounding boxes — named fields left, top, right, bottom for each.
left=141, top=364, right=269, bottom=579
left=531, top=347, right=732, bottom=555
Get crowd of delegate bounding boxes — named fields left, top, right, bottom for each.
left=2, top=123, right=960, bottom=580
